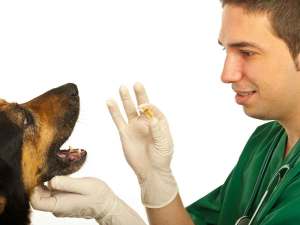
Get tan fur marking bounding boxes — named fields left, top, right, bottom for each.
left=0, top=99, right=7, bottom=108
left=21, top=122, right=55, bottom=193
left=21, top=93, right=63, bottom=193
left=0, top=196, right=6, bottom=214
left=2, top=104, right=25, bottom=127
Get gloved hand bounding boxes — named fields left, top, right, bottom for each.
left=30, top=176, right=147, bottom=225
left=107, top=83, right=178, bottom=208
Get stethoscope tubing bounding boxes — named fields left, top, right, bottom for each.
left=243, top=130, right=284, bottom=217
left=247, top=164, right=290, bottom=225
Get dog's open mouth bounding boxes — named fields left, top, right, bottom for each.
left=51, top=145, right=87, bottom=177
left=43, top=133, right=87, bottom=182
left=56, top=146, right=86, bottom=162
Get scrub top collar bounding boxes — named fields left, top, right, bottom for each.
left=282, top=134, right=300, bottom=167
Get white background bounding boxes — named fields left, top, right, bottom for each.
left=0, top=1, right=264, bottom=224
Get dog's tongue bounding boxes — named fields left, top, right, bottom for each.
left=57, top=147, right=86, bottom=161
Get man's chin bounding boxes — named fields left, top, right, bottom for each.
left=243, top=107, right=271, bottom=121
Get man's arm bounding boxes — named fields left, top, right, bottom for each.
left=107, top=83, right=196, bottom=225
left=146, top=194, right=194, bottom=225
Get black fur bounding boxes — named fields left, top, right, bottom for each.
left=0, top=112, right=30, bottom=225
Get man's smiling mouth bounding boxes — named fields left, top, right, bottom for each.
left=235, top=90, right=257, bottom=105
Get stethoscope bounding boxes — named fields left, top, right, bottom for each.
left=235, top=130, right=300, bottom=225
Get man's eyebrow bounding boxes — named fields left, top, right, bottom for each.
left=218, top=40, right=263, bottom=51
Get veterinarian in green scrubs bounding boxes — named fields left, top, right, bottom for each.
left=31, top=0, right=300, bottom=225
left=187, top=121, right=300, bottom=225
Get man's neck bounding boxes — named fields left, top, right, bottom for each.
left=279, top=120, right=300, bottom=157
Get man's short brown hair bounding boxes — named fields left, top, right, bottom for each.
left=220, top=0, right=300, bottom=62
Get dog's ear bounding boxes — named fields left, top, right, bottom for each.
left=0, top=111, right=23, bottom=165
left=0, top=111, right=24, bottom=214
left=0, top=195, right=6, bottom=214
left=0, top=158, right=14, bottom=214
left=0, top=99, right=7, bottom=108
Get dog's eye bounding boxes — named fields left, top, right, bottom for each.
left=23, top=111, right=34, bottom=127
left=23, top=117, right=29, bottom=126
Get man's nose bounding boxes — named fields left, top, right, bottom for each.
left=221, top=54, right=243, bottom=83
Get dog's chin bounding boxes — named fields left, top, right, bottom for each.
left=41, top=146, right=87, bottom=182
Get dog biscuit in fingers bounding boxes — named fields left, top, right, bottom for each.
left=139, top=105, right=154, bottom=119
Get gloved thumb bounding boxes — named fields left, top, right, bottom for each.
left=30, top=185, right=57, bottom=211
left=149, top=116, right=173, bottom=156
left=149, top=117, right=162, bottom=140
left=49, top=176, right=92, bottom=195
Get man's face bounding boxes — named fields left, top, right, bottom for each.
left=218, top=4, right=300, bottom=121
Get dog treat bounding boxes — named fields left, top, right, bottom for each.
left=139, top=106, right=154, bottom=119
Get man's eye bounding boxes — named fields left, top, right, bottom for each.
left=240, top=50, right=255, bottom=57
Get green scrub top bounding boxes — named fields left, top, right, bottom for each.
left=186, top=121, right=300, bottom=225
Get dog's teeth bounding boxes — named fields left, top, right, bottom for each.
left=70, top=148, right=81, bottom=153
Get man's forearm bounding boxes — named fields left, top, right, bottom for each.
left=146, top=194, right=195, bottom=225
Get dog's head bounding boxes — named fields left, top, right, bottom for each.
left=0, top=83, right=86, bottom=213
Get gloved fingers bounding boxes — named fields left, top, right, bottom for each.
left=30, top=185, right=57, bottom=211
left=139, top=103, right=166, bottom=121
left=106, top=99, right=127, bottom=131
left=133, top=82, right=150, bottom=106
left=119, top=85, right=139, bottom=121
left=33, top=184, right=52, bottom=197
left=49, top=176, right=95, bottom=195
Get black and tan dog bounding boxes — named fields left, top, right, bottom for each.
left=0, top=83, right=87, bottom=225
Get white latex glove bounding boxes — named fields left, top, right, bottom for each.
left=107, top=83, right=178, bottom=208
left=30, top=176, right=147, bottom=225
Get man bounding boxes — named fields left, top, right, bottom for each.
left=31, top=0, right=300, bottom=225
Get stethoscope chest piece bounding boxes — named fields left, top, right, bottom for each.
left=235, top=216, right=250, bottom=225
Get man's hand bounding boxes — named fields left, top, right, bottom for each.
left=30, top=176, right=147, bottom=225
left=106, top=83, right=178, bottom=208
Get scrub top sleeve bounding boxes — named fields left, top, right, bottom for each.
left=186, top=185, right=223, bottom=225
left=186, top=171, right=233, bottom=225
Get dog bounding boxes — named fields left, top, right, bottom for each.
left=0, top=83, right=87, bottom=225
